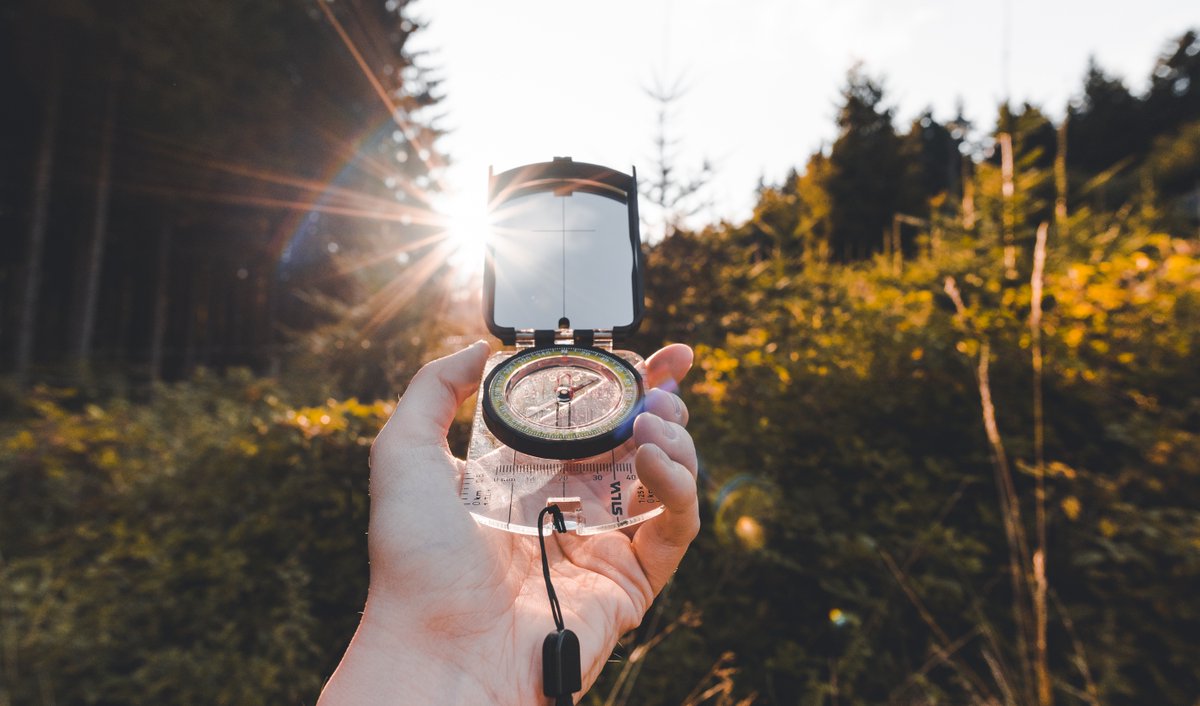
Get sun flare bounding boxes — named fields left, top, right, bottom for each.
left=436, top=187, right=491, bottom=281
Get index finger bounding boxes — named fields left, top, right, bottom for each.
left=642, top=343, right=694, bottom=392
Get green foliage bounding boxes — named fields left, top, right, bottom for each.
left=605, top=51, right=1200, bottom=700
left=0, top=374, right=392, bottom=704
left=1145, top=118, right=1200, bottom=201
left=611, top=154, right=1200, bottom=705
left=10, top=200, right=1196, bottom=706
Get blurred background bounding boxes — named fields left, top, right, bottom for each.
left=1, top=0, right=1198, bottom=704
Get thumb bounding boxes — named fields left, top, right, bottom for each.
left=376, top=340, right=490, bottom=453
left=367, top=341, right=491, bottom=555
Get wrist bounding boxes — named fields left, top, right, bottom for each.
left=319, top=595, right=544, bottom=706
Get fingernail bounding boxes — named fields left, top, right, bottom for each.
left=670, top=393, right=682, bottom=420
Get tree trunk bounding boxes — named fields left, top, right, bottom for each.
left=116, top=275, right=133, bottom=363
left=206, top=260, right=221, bottom=367
left=961, top=154, right=976, bottom=230
left=14, top=57, right=62, bottom=385
left=149, top=221, right=172, bottom=383
left=266, top=268, right=281, bottom=377
left=1055, top=117, right=1069, bottom=237
left=182, top=263, right=199, bottom=375
left=186, top=257, right=213, bottom=373
left=998, top=132, right=1017, bottom=279
left=231, top=268, right=244, bottom=363
left=73, top=71, right=118, bottom=376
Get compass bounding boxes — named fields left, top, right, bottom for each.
left=461, top=157, right=663, bottom=535
left=482, top=345, right=644, bottom=460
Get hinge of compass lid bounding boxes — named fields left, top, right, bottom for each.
left=529, top=320, right=614, bottom=350
left=538, top=328, right=612, bottom=350
left=592, top=329, right=613, bottom=350
left=553, top=326, right=575, bottom=346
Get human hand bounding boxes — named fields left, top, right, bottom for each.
left=318, top=340, right=698, bottom=706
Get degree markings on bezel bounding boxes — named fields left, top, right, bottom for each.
left=487, top=346, right=641, bottom=443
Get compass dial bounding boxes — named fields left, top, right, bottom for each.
left=482, top=346, right=644, bottom=460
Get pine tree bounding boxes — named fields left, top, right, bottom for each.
left=825, top=67, right=913, bottom=261
left=1145, top=30, right=1200, bottom=138
left=641, top=74, right=712, bottom=241
left=900, top=109, right=962, bottom=209
left=1067, top=58, right=1146, bottom=173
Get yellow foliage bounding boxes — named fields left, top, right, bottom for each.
left=693, top=345, right=741, bottom=405
left=1084, top=282, right=1126, bottom=310
left=1047, top=462, right=1078, bottom=479
left=279, top=396, right=391, bottom=440
left=6, top=429, right=36, bottom=452
left=95, top=447, right=121, bottom=470
left=1061, top=496, right=1082, bottom=521
left=1164, top=254, right=1199, bottom=283
left=1063, top=327, right=1086, bottom=349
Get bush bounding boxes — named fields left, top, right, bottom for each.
left=0, top=372, right=392, bottom=704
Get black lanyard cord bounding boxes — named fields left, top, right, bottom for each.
left=537, top=504, right=579, bottom=705
left=538, top=504, right=567, bottom=631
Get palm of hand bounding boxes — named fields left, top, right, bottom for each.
left=368, top=451, right=662, bottom=704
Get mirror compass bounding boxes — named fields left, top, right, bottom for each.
left=460, top=157, right=662, bottom=535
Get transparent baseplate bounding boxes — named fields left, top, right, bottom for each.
left=460, top=351, right=662, bottom=535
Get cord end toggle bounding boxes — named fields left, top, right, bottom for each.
left=542, top=627, right=581, bottom=702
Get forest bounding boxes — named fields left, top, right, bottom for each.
left=1, top=1, right=1199, bottom=705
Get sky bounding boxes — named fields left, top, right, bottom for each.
left=409, top=0, right=1199, bottom=229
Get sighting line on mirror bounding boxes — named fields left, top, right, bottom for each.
left=561, top=197, right=566, bottom=320
left=530, top=197, right=594, bottom=327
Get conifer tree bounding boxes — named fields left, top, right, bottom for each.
left=825, top=67, right=913, bottom=261
left=1067, top=59, right=1145, bottom=173
left=1145, top=30, right=1200, bottom=138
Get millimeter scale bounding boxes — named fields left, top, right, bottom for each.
left=459, top=158, right=662, bottom=535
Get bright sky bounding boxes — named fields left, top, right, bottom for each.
left=411, top=0, right=1199, bottom=229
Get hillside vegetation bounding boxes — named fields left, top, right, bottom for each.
left=3, top=25, right=1199, bottom=706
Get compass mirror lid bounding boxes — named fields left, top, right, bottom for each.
left=483, top=157, right=645, bottom=346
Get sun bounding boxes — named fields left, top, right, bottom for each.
left=436, top=186, right=490, bottom=281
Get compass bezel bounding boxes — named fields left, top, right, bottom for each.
left=481, top=345, right=645, bottom=460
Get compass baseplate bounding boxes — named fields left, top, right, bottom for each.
left=462, top=351, right=663, bottom=535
